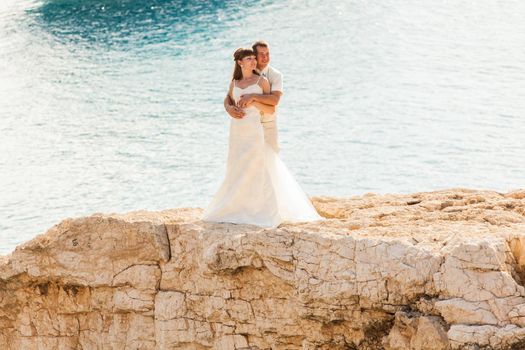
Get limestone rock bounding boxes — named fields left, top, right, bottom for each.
left=1, top=188, right=525, bottom=349
left=383, top=311, right=449, bottom=350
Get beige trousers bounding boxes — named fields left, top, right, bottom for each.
left=261, top=116, right=279, bottom=153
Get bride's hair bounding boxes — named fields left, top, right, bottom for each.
left=232, top=48, right=260, bottom=81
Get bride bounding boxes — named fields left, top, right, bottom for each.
left=202, top=48, right=322, bottom=228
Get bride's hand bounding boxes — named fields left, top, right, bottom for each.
left=238, top=94, right=254, bottom=108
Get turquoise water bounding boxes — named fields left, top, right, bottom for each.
left=1, top=0, right=524, bottom=254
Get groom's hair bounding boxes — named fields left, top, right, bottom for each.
left=252, top=41, right=269, bottom=54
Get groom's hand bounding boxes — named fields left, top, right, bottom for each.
left=226, top=105, right=245, bottom=119
left=238, top=94, right=254, bottom=108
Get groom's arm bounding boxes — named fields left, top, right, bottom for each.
left=248, top=91, right=282, bottom=106
left=238, top=72, right=283, bottom=107
left=237, top=88, right=282, bottom=108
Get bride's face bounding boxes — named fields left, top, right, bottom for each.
left=239, top=55, right=257, bottom=70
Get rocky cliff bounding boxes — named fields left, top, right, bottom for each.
left=1, top=188, right=525, bottom=349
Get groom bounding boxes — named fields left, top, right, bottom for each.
left=224, top=40, right=283, bottom=153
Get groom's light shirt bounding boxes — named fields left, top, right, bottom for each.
left=256, top=65, right=283, bottom=122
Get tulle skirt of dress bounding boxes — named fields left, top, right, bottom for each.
left=202, top=108, right=322, bottom=228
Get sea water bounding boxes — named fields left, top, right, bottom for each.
left=1, top=0, right=524, bottom=254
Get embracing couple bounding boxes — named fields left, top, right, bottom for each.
left=202, top=41, right=323, bottom=228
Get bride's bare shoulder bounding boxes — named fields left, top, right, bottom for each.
left=258, top=74, right=269, bottom=82
left=257, top=76, right=270, bottom=92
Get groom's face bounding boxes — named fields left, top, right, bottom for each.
left=255, top=46, right=270, bottom=68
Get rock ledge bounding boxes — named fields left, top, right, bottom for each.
left=1, top=188, right=525, bottom=349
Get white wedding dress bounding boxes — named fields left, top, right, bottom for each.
left=202, top=78, right=322, bottom=228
